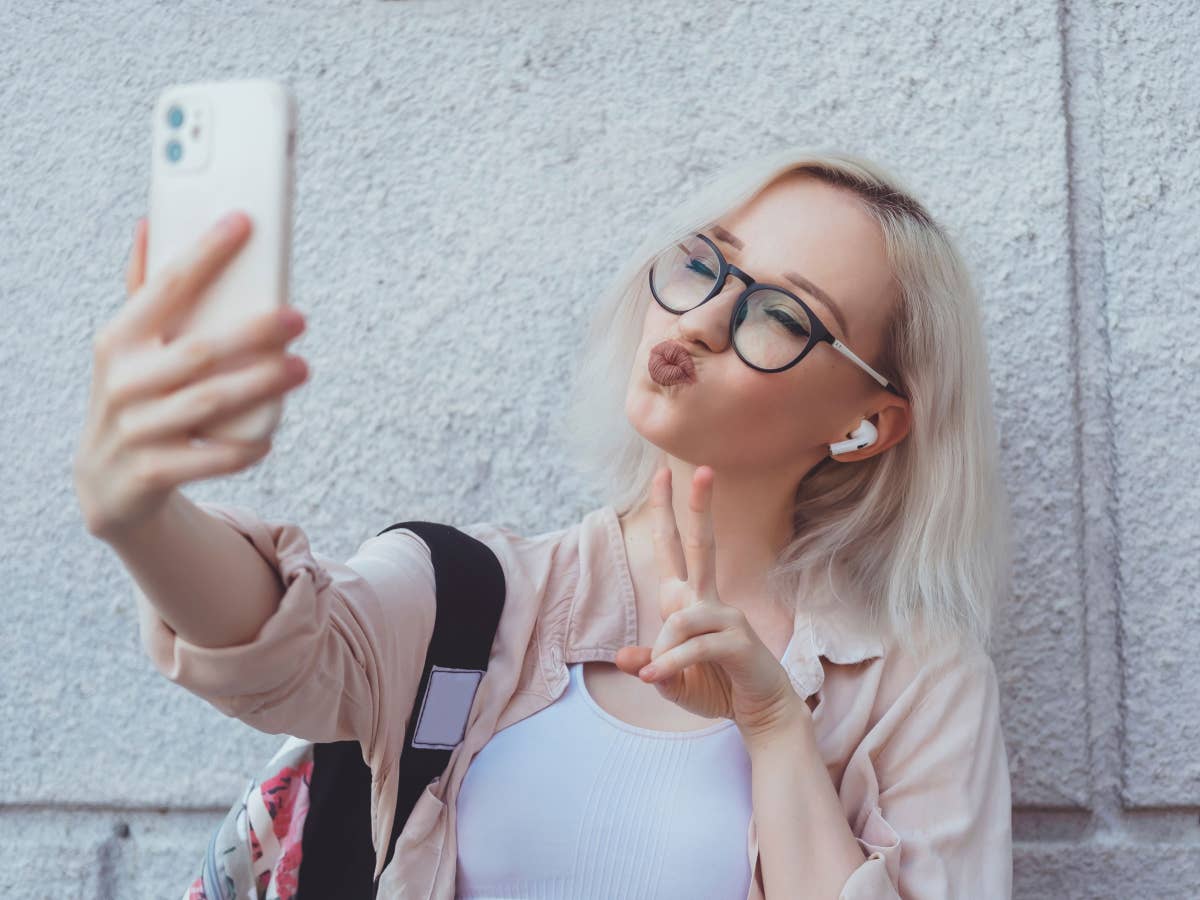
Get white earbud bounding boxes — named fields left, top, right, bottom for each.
left=829, top=419, right=878, bottom=457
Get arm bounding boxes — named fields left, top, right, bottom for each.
left=749, top=702, right=869, bottom=898
left=129, top=498, right=438, bottom=770
left=753, top=646, right=1013, bottom=899
left=105, top=488, right=289, bottom=648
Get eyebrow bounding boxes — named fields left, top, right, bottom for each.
left=708, top=224, right=852, bottom=341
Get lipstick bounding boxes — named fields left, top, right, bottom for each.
left=648, top=339, right=696, bottom=386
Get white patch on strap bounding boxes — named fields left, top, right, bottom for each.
left=411, top=665, right=485, bottom=750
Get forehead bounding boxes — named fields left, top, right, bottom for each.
left=715, top=173, right=897, bottom=344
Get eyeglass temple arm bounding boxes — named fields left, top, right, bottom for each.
left=830, top=339, right=903, bottom=396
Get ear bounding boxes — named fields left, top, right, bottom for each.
left=831, top=396, right=911, bottom=463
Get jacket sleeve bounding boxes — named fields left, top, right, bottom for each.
left=133, top=500, right=437, bottom=772
left=837, top=646, right=1013, bottom=899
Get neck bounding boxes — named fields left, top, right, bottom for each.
left=621, top=453, right=811, bottom=612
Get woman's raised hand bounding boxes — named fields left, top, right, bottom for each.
left=614, top=465, right=808, bottom=746
left=72, top=213, right=310, bottom=540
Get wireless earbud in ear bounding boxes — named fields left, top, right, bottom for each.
left=829, top=419, right=878, bottom=457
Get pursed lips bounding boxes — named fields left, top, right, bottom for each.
left=648, top=339, right=697, bottom=385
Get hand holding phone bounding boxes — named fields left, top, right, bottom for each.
left=72, top=213, right=310, bottom=539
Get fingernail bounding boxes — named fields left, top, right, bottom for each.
left=640, top=665, right=657, bottom=680
left=217, top=211, right=247, bottom=236
left=279, top=307, right=305, bottom=330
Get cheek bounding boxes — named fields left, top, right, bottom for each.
left=642, top=302, right=673, bottom=338
left=725, top=357, right=850, bottom=444
left=750, top=351, right=836, bottom=405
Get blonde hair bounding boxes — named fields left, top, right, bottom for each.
left=560, top=145, right=1011, bottom=660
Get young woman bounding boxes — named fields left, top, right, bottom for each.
left=76, top=146, right=1013, bottom=899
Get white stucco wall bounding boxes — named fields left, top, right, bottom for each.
left=2, top=0, right=1196, bottom=896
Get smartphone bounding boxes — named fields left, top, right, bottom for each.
left=147, top=78, right=297, bottom=444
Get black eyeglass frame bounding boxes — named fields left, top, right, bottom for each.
left=648, top=232, right=905, bottom=398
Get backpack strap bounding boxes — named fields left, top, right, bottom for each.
left=294, top=521, right=506, bottom=899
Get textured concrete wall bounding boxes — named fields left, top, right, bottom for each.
left=2, top=1, right=1197, bottom=897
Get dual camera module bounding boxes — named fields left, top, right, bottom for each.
left=163, top=103, right=198, bottom=163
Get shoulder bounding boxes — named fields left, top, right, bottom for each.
left=358, top=515, right=578, bottom=564
left=362, top=514, right=586, bottom=612
left=872, top=627, right=999, bottom=710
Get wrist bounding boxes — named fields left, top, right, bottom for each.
left=742, top=693, right=815, bottom=757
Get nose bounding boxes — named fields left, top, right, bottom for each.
left=675, top=278, right=742, bottom=353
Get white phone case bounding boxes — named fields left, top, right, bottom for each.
left=147, top=78, right=297, bottom=444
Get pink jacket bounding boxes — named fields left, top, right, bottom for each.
left=135, top=500, right=1013, bottom=899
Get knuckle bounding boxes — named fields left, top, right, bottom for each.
left=112, top=410, right=135, bottom=445
left=666, top=606, right=691, bottom=628
left=181, top=336, right=217, bottom=371
left=192, top=385, right=223, bottom=419
left=105, top=372, right=137, bottom=412
left=157, top=263, right=190, bottom=300
left=132, top=455, right=166, bottom=490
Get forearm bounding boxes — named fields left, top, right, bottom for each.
left=103, top=488, right=285, bottom=648
left=748, top=702, right=868, bottom=899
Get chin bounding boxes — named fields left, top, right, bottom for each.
left=625, top=391, right=711, bottom=467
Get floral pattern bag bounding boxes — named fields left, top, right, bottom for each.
left=184, top=735, right=314, bottom=900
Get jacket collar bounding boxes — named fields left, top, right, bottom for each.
left=565, top=504, right=885, bottom=701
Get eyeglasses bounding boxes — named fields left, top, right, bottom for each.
left=647, top=232, right=904, bottom=397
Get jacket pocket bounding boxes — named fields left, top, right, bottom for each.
left=372, top=770, right=448, bottom=888
left=374, top=777, right=449, bottom=896
left=396, top=776, right=447, bottom=852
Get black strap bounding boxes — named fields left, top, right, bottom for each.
left=294, top=520, right=506, bottom=899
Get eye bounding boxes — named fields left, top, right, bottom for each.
left=767, top=308, right=810, bottom=336
left=685, top=257, right=717, bottom=278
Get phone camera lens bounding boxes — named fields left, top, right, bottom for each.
left=165, top=139, right=183, bottom=163
left=166, top=105, right=184, bottom=128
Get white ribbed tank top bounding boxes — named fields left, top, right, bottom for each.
left=455, top=634, right=794, bottom=899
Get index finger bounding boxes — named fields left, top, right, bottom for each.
left=112, top=210, right=251, bottom=346
left=650, top=466, right=688, bottom=584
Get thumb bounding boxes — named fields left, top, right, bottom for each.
left=614, top=645, right=653, bottom=677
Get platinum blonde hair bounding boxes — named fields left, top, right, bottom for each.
left=562, top=145, right=1010, bottom=659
